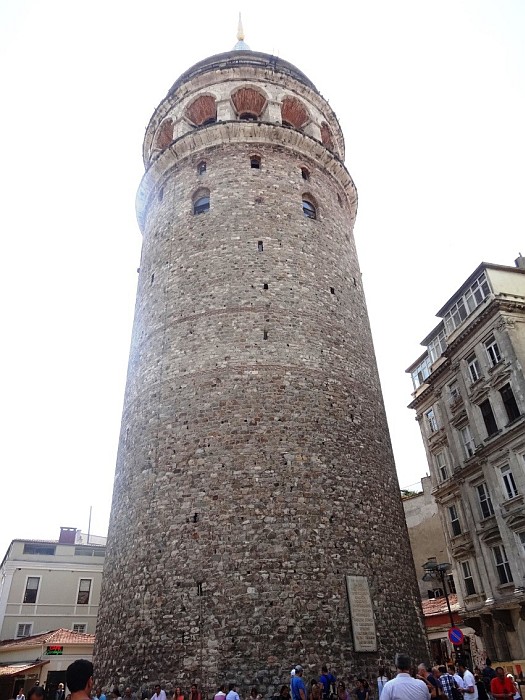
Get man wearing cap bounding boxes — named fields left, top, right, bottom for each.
left=291, top=666, right=306, bottom=700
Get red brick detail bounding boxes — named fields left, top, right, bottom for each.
left=231, top=87, right=266, bottom=118
left=155, top=119, right=174, bottom=149
left=281, top=97, right=309, bottom=129
left=320, top=122, right=334, bottom=151
left=185, top=95, right=217, bottom=126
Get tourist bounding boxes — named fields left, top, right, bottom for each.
left=214, top=686, right=226, bottom=700
left=310, top=680, right=321, bottom=700
left=490, top=667, right=515, bottom=699
left=273, top=686, right=291, bottom=700
left=151, top=686, right=166, bottom=700
left=226, top=684, right=240, bottom=700
left=506, top=674, right=520, bottom=700
left=292, top=666, right=307, bottom=700
left=96, top=688, right=107, bottom=700
left=16, top=688, right=26, bottom=700
left=188, top=685, right=201, bottom=700
left=437, top=665, right=462, bottom=700
left=380, top=653, right=429, bottom=700
left=377, top=669, right=389, bottom=698
left=458, top=663, right=478, bottom=700
left=481, top=659, right=496, bottom=696
left=28, top=688, right=45, bottom=700
left=320, top=667, right=336, bottom=700
left=353, top=680, right=368, bottom=700
left=66, top=660, right=95, bottom=700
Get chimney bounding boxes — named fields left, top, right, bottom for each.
left=58, top=527, right=77, bottom=544
left=515, top=253, right=525, bottom=270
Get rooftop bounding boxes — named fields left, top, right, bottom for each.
left=0, top=628, right=95, bottom=651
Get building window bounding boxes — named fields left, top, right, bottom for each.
left=492, top=544, right=513, bottom=585
left=250, top=155, right=261, bottom=169
left=479, top=399, right=498, bottom=436
left=23, top=577, right=40, bottom=604
left=425, top=408, right=439, bottom=433
left=500, top=383, right=520, bottom=422
left=467, top=354, right=482, bottom=382
left=447, top=574, right=456, bottom=594
left=427, top=588, right=444, bottom=599
left=484, top=337, right=502, bottom=367
left=193, top=196, right=210, bottom=215
left=477, top=482, right=494, bottom=519
left=77, top=579, right=92, bottom=605
left=449, top=381, right=460, bottom=401
left=197, top=161, right=206, bottom=175
left=435, top=451, right=448, bottom=482
left=461, top=561, right=476, bottom=596
left=444, top=272, right=490, bottom=334
left=501, top=465, right=518, bottom=500
left=72, top=623, right=87, bottom=633
left=16, top=623, right=32, bottom=638
left=411, top=355, right=432, bottom=390
left=449, top=504, right=462, bottom=537
left=519, top=531, right=525, bottom=553
left=302, top=199, right=317, bottom=220
left=460, top=425, right=475, bottom=458
left=23, top=543, right=56, bottom=555
left=428, top=329, right=447, bottom=363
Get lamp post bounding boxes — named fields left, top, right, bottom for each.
left=422, top=558, right=460, bottom=662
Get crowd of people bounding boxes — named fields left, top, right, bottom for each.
left=17, top=656, right=524, bottom=700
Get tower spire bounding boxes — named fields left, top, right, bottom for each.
left=233, top=12, right=250, bottom=51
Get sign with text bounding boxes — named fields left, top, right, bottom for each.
left=45, top=645, right=63, bottom=655
left=346, top=575, right=377, bottom=652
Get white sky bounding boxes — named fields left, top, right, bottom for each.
left=1, top=1, right=524, bottom=560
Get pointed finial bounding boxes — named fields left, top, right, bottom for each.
left=233, top=12, right=250, bottom=51
left=237, top=13, right=244, bottom=41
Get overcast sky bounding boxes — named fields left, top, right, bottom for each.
left=0, top=1, right=524, bottom=560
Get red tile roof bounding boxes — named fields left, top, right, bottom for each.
left=422, top=594, right=459, bottom=617
left=0, top=661, right=49, bottom=677
left=0, top=628, right=94, bottom=650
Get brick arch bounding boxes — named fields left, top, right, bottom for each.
left=320, top=122, right=335, bottom=152
left=154, top=118, right=174, bottom=149
left=281, top=96, right=309, bottom=130
left=231, top=87, right=267, bottom=119
left=185, top=95, right=217, bottom=126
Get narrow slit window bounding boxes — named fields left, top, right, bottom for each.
left=250, top=155, right=261, bottom=169
left=263, top=283, right=268, bottom=290
left=263, top=329, right=268, bottom=340
left=330, top=287, right=335, bottom=294
left=301, top=167, right=310, bottom=181
left=258, top=241, right=263, bottom=252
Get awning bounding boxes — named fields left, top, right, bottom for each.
left=0, top=661, right=49, bottom=677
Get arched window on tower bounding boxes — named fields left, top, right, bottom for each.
left=281, top=97, right=309, bottom=131
left=154, top=118, right=174, bottom=149
left=250, top=155, right=261, bottom=169
left=193, top=188, right=210, bottom=215
left=231, top=87, right=267, bottom=121
left=302, top=196, right=317, bottom=220
left=185, top=95, right=217, bottom=127
left=197, top=161, right=207, bottom=175
left=320, top=122, right=335, bottom=152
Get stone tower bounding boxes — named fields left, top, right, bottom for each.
left=94, top=32, right=428, bottom=693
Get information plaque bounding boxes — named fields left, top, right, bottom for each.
left=346, top=575, right=377, bottom=652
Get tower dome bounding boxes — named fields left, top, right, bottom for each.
left=94, top=38, right=428, bottom=693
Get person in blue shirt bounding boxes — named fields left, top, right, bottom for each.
left=292, top=666, right=307, bottom=700
left=319, top=667, right=336, bottom=700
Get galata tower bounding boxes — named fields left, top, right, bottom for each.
left=94, top=24, right=428, bottom=693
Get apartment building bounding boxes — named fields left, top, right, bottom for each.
left=406, top=259, right=525, bottom=665
left=0, top=527, right=105, bottom=641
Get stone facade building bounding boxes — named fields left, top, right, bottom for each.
left=407, top=259, right=525, bottom=667
left=94, top=33, right=428, bottom=692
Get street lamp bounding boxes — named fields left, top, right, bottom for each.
left=422, top=558, right=455, bottom=628
left=422, top=558, right=461, bottom=662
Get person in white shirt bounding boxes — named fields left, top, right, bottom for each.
left=377, top=669, right=389, bottom=698
left=380, top=654, right=429, bottom=700
left=151, top=686, right=166, bottom=700
left=458, top=664, right=478, bottom=700
left=448, top=665, right=465, bottom=690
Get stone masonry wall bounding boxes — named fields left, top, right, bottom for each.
left=94, top=57, right=428, bottom=696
